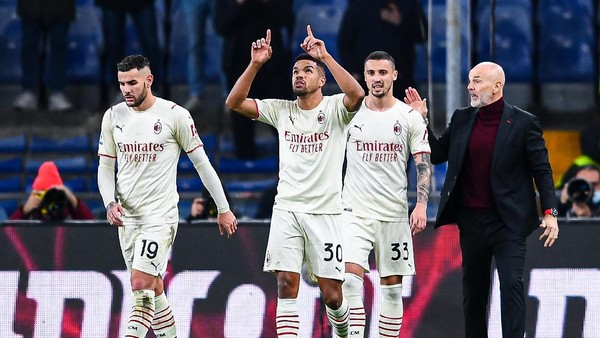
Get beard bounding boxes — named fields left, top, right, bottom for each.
left=470, top=91, right=492, bottom=107
left=126, top=87, right=148, bottom=108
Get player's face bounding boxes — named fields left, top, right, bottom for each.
left=291, top=60, right=325, bottom=97
left=118, top=68, right=153, bottom=108
left=364, top=59, right=397, bottom=98
left=467, top=66, right=495, bottom=107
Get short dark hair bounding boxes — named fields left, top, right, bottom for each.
left=117, top=55, right=150, bottom=72
left=295, top=53, right=326, bottom=75
left=364, top=51, right=396, bottom=69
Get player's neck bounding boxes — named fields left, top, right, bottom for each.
left=365, top=93, right=396, bottom=112
left=297, top=91, right=324, bottom=110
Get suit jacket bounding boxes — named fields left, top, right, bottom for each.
left=429, top=102, right=557, bottom=237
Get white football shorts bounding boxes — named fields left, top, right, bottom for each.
left=118, top=222, right=178, bottom=277
left=342, top=212, right=415, bottom=277
left=264, top=209, right=345, bottom=281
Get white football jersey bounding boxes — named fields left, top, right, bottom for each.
left=342, top=99, right=430, bottom=221
left=98, top=97, right=203, bottom=225
left=256, top=94, right=355, bottom=214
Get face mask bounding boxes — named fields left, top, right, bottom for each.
left=593, top=191, right=600, bottom=204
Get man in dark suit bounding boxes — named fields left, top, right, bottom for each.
left=404, top=61, right=559, bottom=338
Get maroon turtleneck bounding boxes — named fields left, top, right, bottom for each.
left=460, top=97, right=505, bottom=209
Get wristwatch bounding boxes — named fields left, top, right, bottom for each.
left=544, top=208, right=558, bottom=218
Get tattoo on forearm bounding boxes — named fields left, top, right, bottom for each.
left=415, top=154, right=432, bottom=204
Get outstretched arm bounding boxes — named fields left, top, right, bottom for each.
left=301, top=25, right=364, bottom=111
left=225, top=29, right=274, bottom=118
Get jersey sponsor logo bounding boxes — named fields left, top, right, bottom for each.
left=117, top=141, right=165, bottom=163
left=284, top=130, right=330, bottom=153
left=355, top=140, right=402, bottom=162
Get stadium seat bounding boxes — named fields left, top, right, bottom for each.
left=26, top=156, right=88, bottom=175
left=0, top=176, right=21, bottom=192
left=66, top=5, right=101, bottom=83
left=218, top=156, right=278, bottom=174
left=224, top=178, right=278, bottom=193
left=177, top=177, right=203, bottom=192
left=29, top=134, right=90, bottom=153
left=414, top=3, right=470, bottom=83
left=0, top=157, right=23, bottom=174
left=0, top=6, right=21, bottom=83
left=0, top=134, right=26, bottom=153
left=477, top=5, right=533, bottom=81
left=64, top=177, right=87, bottom=192
left=293, top=4, right=346, bottom=62
left=0, top=199, right=18, bottom=218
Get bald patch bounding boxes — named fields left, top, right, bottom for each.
left=472, top=62, right=505, bottom=86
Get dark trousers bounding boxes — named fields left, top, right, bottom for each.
left=457, top=208, right=527, bottom=338
left=20, top=19, right=70, bottom=93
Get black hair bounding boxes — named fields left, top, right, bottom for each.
left=117, top=55, right=150, bottom=72
left=294, top=53, right=326, bottom=75
left=364, top=51, right=396, bottom=69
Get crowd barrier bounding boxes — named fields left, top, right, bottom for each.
left=0, top=219, right=597, bottom=338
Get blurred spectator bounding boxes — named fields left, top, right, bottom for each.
left=95, top=0, right=162, bottom=105
left=187, top=188, right=235, bottom=221
left=338, top=0, right=427, bottom=98
left=181, top=0, right=215, bottom=114
left=556, top=122, right=600, bottom=189
left=186, top=196, right=209, bottom=221
left=557, top=165, right=600, bottom=218
left=215, top=0, right=293, bottom=159
left=12, top=0, right=75, bottom=112
left=10, top=161, right=94, bottom=220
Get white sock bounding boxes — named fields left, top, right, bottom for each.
left=151, top=292, right=177, bottom=337
left=276, top=298, right=299, bottom=337
left=342, top=273, right=366, bottom=337
left=326, top=297, right=349, bottom=338
left=125, top=289, right=155, bottom=338
left=379, top=284, right=403, bottom=337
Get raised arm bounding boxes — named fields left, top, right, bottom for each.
left=301, top=25, right=364, bottom=111
left=225, top=29, right=274, bottom=118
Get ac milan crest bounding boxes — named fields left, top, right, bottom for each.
left=154, top=120, right=162, bottom=134
left=317, top=111, right=326, bottom=124
left=393, top=121, right=402, bottom=135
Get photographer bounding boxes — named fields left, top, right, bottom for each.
left=9, top=161, right=94, bottom=220
left=558, top=165, right=600, bottom=218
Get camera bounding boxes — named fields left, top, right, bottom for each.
left=39, top=188, right=68, bottom=220
left=567, top=178, right=592, bottom=203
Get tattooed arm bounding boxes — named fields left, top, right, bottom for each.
left=410, top=152, right=432, bottom=235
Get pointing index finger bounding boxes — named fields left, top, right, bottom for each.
left=266, top=29, right=271, bottom=45
left=306, top=24, right=313, bottom=37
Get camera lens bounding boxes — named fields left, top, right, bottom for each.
left=567, top=178, right=592, bottom=203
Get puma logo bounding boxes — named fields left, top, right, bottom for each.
left=335, top=266, right=342, bottom=272
left=150, top=261, right=158, bottom=270
left=353, top=124, right=364, bottom=132
left=289, top=114, right=295, bottom=125
left=116, top=124, right=124, bottom=132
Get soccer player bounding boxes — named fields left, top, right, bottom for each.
left=97, top=54, right=237, bottom=338
left=341, top=51, right=432, bottom=337
left=225, top=26, right=365, bottom=337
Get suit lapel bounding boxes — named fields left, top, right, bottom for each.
left=492, top=104, right=515, bottom=167
left=454, top=108, right=478, bottom=165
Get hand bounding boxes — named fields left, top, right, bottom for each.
left=106, top=201, right=125, bottom=226
left=571, top=202, right=592, bottom=217
left=217, top=210, right=238, bottom=238
left=410, top=202, right=427, bottom=235
left=190, top=197, right=206, bottom=218
left=404, top=87, right=428, bottom=118
left=300, top=25, right=329, bottom=60
left=539, top=215, right=559, bottom=247
left=23, top=191, right=42, bottom=214
left=251, top=29, right=273, bottom=65
left=380, top=2, right=402, bottom=26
